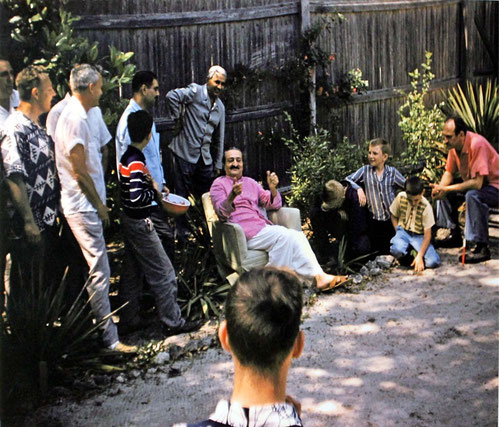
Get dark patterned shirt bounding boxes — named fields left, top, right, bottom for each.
left=1, top=110, right=60, bottom=232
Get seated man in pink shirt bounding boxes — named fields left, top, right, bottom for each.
left=431, top=116, right=499, bottom=263
left=210, top=147, right=347, bottom=291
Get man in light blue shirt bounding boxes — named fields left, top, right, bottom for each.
left=116, top=70, right=175, bottom=260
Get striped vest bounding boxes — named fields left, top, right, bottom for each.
left=399, top=195, right=427, bottom=234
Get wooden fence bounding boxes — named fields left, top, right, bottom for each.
left=2, top=1, right=497, bottom=186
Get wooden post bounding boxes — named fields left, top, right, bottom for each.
left=300, top=0, right=316, bottom=132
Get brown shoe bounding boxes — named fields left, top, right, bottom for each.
left=114, top=342, right=138, bottom=353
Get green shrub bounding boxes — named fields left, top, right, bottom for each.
left=282, top=113, right=365, bottom=217
left=444, top=78, right=498, bottom=146
left=398, top=51, right=446, bottom=183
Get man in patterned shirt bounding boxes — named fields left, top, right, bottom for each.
left=346, top=138, right=406, bottom=255
left=1, top=65, right=59, bottom=295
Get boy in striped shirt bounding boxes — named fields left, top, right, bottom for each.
left=118, top=110, right=201, bottom=336
left=389, top=176, right=440, bottom=272
left=346, top=138, right=406, bottom=255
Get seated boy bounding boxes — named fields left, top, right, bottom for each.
left=118, top=110, right=201, bottom=336
left=178, top=267, right=305, bottom=426
left=389, top=176, right=440, bottom=272
left=346, top=138, right=406, bottom=255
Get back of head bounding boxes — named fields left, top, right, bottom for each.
left=369, top=137, right=391, bottom=156
left=70, top=64, right=100, bottom=93
left=132, top=70, right=157, bottom=93
left=128, top=110, right=153, bottom=143
left=225, top=267, right=303, bottom=374
left=16, top=65, right=46, bottom=102
left=405, top=176, right=424, bottom=196
left=207, top=65, right=227, bottom=81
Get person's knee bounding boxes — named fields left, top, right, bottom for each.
left=465, top=189, right=480, bottom=204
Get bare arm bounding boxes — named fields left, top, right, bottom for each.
left=70, top=144, right=110, bottom=227
left=412, top=228, right=432, bottom=272
left=5, top=174, right=41, bottom=244
left=431, top=172, right=483, bottom=200
left=391, top=214, right=398, bottom=230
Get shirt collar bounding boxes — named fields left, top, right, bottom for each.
left=461, top=132, right=473, bottom=155
left=69, top=95, right=88, bottom=120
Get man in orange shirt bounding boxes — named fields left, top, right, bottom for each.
left=431, top=116, right=499, bottom=263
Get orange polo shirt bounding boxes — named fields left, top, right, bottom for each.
left=446, top=131, right=499, bottom=190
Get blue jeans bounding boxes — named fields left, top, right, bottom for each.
left=436, top=185, right=499, bottom=244
left=390, top=226, right=440, bottom=268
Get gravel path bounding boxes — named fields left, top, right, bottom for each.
left=32, top=245, right=498, bottom=426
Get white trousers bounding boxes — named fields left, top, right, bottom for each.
left=247, top=225, right=323, bottom=278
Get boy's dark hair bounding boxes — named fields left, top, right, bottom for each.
left=405, top=176, right=424, bottom=196
left=16, top=65, right=46, bottom=102
left=225, top=267, right=303, bottom=373
left=127, top=110, right=153, bottom=143
left=446, top=115, right=468, bottom=135
left=369, top=137, right=391, bottom=156
left=132, top=70, right=157, bottom=93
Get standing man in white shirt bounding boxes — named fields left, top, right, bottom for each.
left=54, top=64, right=135, bottom=353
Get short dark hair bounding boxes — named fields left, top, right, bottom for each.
left=132, top=70, right=157, bottom=93
left=127, top=110, right=153, bottom=143
left=369, top=137, right=391, bottom=156
left=405, top=176, right=424, bottom=196
left=445, top=115, right=468, bottom=135
left=225, top=267, right=303, bottom=373
left=16, top=65, right=47, bottom=102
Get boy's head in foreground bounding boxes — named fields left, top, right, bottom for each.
left=405, top=176, right=425, bottom=207
left=219, top=267, right=304, bottom=376
left=368, top=138, right=391, bottom=169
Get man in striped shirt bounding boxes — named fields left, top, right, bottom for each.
left=118, top=110, right=201, bottom=336
left=346, top=138, right=406, bottom=255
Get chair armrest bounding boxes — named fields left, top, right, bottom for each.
left=212, top=221, right=248, bottom=273
left=268, top=207, right=301, bottom=231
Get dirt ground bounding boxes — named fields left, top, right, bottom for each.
left=29, top=243, right=498, bottom=427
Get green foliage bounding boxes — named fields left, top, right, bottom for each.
left=444, top=79, right=499, bottom=146
left=2, top=270, right=106, bottom=413
left=282, top=113, right=365, bottom=217
left=1, top=0, right=136, bottom=129
left=398, top=51, right=446, bottom=183
left=176, top=197, right=229, bottom=319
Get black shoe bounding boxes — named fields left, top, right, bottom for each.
left=434, top=230, right=462, bottom=248
left=460, top=246, right=491, bottom=264
left=162, top=319, right=203, bottom=337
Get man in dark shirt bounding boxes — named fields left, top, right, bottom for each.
left=118, top=110, right=201, bottom=336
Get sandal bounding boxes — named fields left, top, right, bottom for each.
left=318, top=275, right=349, bottom=292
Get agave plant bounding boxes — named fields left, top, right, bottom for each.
left=444, top=79, right=499, bottom=146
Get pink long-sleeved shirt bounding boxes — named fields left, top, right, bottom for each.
left=210, top=175, right=282, bottom=239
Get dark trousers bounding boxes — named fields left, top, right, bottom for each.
left=367, top=217, right=394, bottom=256
left=172, top=153, right=214, bottom=237
left=150, top=205, right=176, bottom=261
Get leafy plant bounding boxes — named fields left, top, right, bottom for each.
left=2, top=269, right=110, bottom=414
left=175, top=197, right=229, bottom=319
left=444, top=79, right=499, bottom=146
left=398, top=51, right=446, bottom=183
left=282, top=113, right=365, bottom=217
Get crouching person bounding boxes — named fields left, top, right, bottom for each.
left=118, top=110, right=201, bottom=336
left=177, top=267, right=305, bottom=427
left=390, top=176, right=440, bottom=272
